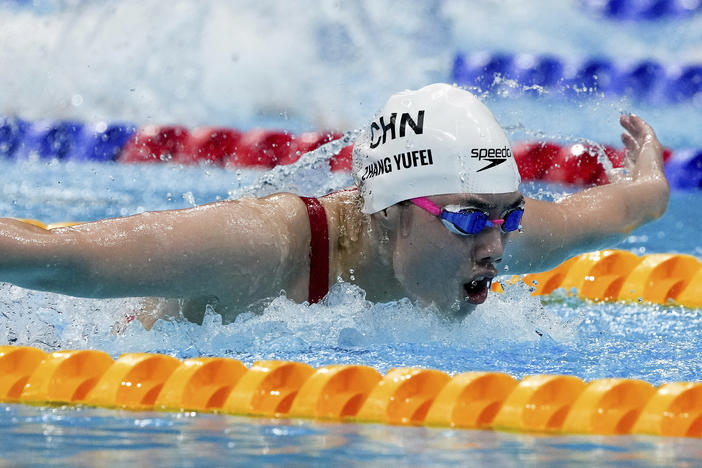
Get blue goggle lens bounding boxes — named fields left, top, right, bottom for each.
left=441, top=210, right=488, bottom=235
left=441, top=208, right=523, bottom=235
left=503, top=208, right=524, bottom=232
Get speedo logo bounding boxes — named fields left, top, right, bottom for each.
left=470, top=147, right=513, bottom=172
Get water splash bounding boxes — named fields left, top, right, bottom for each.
left=231, top=130, right=358, bottom=199
left=0, top=277, right=579, bottom=369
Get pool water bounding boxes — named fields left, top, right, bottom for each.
left=1, top=0, right=702, bottom=465
left=4, top=404, right=702, bottom=467
left=0, top=157, right=700, bottom=466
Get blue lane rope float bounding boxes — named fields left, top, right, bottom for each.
left=665, top=148, right=702, bottom=190
left=581, top=0, right=702, bottom=21
left=0, top=116, right=136, bottom=162
left=451, top=52, right=702, bottom=104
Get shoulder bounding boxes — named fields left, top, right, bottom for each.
left=199, top=193, right=309, bottom=228
left=170, top=193, right=312, bottom=262
left=228, top=192, right=311, bottom=241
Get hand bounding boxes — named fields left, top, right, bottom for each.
left=619, top=114, right=666, bottom=183
left=618, top=114, right=669, bottom=220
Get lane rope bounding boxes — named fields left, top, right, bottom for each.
left=452, top=51, right=702, bottom=105
left=1, top=345, right=701, bottom=438
left=1, top=117, right=699, bottom=189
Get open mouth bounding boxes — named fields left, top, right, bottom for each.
left=463, top=277, right=492, bottom=304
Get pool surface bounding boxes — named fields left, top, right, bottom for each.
left=4, top=403, right=702, bottom=467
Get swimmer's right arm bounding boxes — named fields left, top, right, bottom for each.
left=0, top=193, right=312, bottom=304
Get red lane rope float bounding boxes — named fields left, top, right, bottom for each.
left=513, top=141, right=673, bottom=185
left=177, top=127, right=242, bottom=166
left=116, top=124, right=673, bottom=186
left=119, top=126, right=353, bottom=172
left=120, top=125, right=190, bottom=164
left=3, top=345, right=702, bottom=438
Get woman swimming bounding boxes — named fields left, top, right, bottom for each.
left=0, top=84, right=668, bottom=324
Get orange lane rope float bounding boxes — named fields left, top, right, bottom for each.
left=518, top=249, right=702, bottom=308
left=2, top=346, right=702, bottom=438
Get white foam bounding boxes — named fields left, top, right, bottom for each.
left=0, top=276, right=579, bottom=359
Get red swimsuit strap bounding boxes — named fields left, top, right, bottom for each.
left=299, top=197, right=329, bottom=303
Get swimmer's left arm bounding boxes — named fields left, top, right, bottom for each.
left=507, top=115, right=669, bottom=273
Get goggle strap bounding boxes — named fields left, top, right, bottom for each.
left=410, top=197, right=442, bottom=216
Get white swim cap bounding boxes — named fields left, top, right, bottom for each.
left=353, top=83, right=521, bottom=214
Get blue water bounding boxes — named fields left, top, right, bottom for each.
left=4, top=404, right=702, bottom=468
left=1, top=0, right=702, bottom=466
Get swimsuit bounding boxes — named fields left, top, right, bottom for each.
left=299, top=197, right=329, bottom=303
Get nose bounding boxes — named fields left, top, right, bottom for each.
left=473, top=225, right=505, bottom=264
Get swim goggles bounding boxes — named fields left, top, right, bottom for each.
left=410, top=197, right=524, bottom=236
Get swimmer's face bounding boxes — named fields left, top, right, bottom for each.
left=388, top=192, right=524, bottom=318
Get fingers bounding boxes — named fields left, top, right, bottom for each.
left=619, top=114, right=641, bottom=138
left=620, top=114, right=660, bottom=157
left=621, top=132, right=638, bottom=152
left=618, top=114, right=665, bottom=180
left=620, top=114, right=655, bottom=141
left=620, top=115, right=640, bottom=166
left=619, top=115, right=641, bottom=144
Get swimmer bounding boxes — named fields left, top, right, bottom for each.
left=0, top=84, right=668, bottom=324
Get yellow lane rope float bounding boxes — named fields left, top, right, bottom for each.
left=517, top=249, right=702, bottom=308
left=2, top=345, right=702, bottom=438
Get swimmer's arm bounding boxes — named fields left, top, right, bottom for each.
left=507, top=115, right=669, bottom=273
left=0, top=193, right=311, bottom=302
